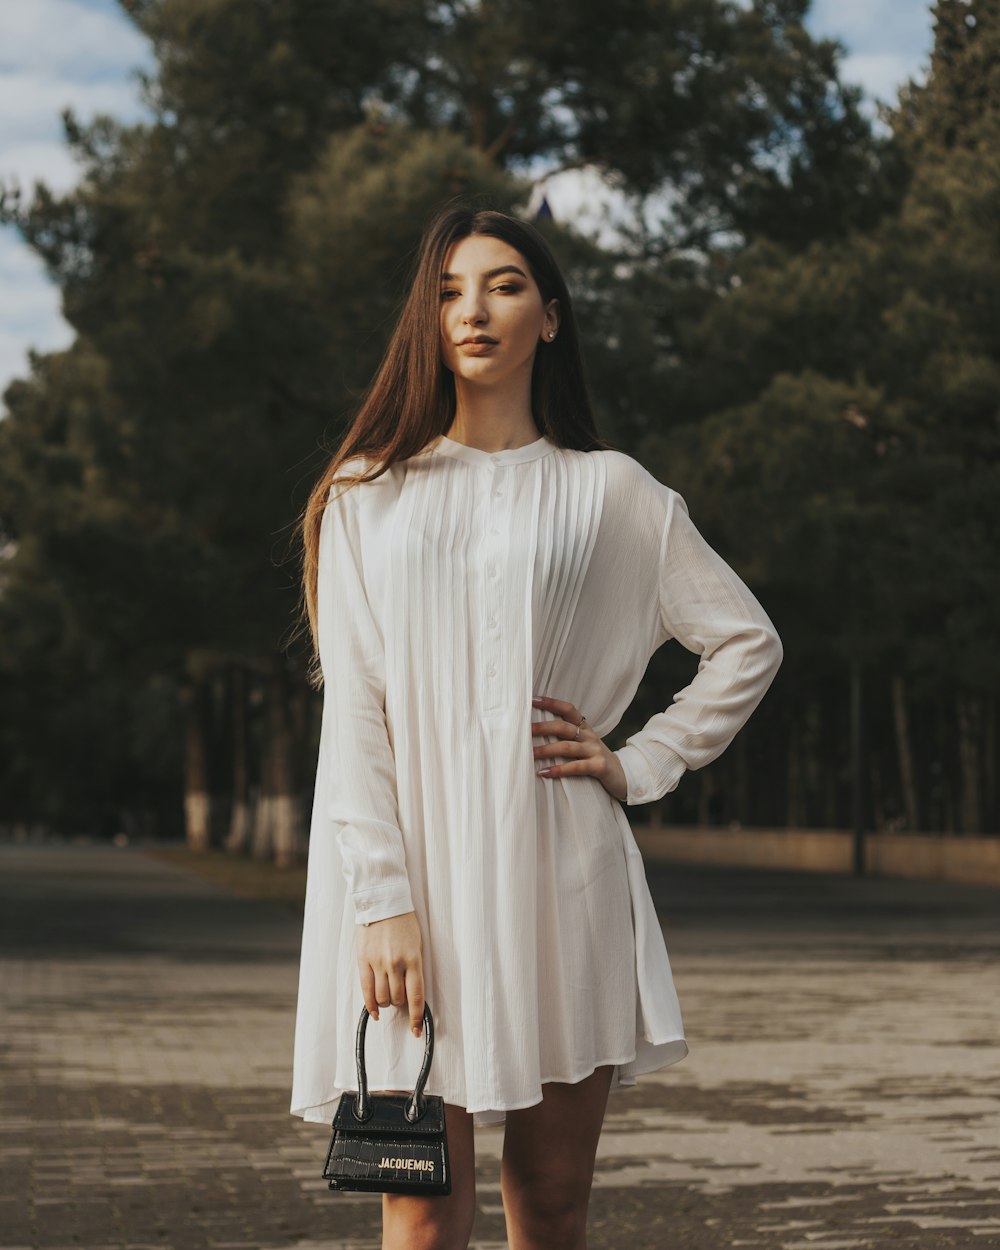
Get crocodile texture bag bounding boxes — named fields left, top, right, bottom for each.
left=322, top=1003, right=451, bottom=1196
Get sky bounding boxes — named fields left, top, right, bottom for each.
left=0, top=0, right=938, bottom=402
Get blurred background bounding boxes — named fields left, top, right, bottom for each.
left=1, top=0, right=995, bottom=870
left=4, top=7, right=1000, bottom=1249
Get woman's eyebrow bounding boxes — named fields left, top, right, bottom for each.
left=440, top=265, right=528, bottom=282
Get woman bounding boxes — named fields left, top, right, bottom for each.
left=290, top=201, right=782, bottom=1250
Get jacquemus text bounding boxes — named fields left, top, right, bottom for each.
left=379, top=1156, right=435, bottom=1171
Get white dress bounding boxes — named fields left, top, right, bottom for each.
left=289, top=431, right=782, bottom=1129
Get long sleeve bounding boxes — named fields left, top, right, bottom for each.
left=613, top=488, right=783, bottom=805
left=317, top=478, right=415, bottom=924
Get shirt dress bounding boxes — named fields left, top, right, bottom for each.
left=289, top=430, right=783, bottom=1129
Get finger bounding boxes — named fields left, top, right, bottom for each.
left=358, top=962, right=379, bottom=1020
left=387, top=965, right=408, bottom=1010
left=531, top=716, right=583, bottom=736
left=374, top=969, right=391, bottom=1011
left=406, top=965, right=426, bottom=1037
left=536, top=739, right=590, bottom=762
left=538, top=754, right=599, bottom=778
left=532, top=694, right=578, bottom=721
left=532, top=723, right=587, bottom=765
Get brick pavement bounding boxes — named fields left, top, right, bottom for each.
left=1, top=838, right=999, bottom=1249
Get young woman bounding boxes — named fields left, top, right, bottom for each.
left=290, top=202, right=783, bottom=1250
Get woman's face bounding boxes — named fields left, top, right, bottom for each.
left=439, top=234, right=559, bottom=385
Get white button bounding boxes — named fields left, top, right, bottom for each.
left=493, top=487, right=503, bottom=497
left=487, top=663, right=497, bottom=676
left=490, top=526, right=499, bottom=535
left=487, top=562, right=497, bottom=576
left=487, top=615, right=498, bottom=627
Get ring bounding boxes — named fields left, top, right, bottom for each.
left=575, top=714, right=587, bottom=740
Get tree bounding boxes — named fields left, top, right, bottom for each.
left=647, top=0, right=1000, bottom=833
left=0, top=0, right=908, bottom=844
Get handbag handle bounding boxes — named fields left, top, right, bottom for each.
left=352, top=1002, right=435, bottom=1124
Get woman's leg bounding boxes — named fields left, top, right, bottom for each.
left=381, top=1096, right=477, bottom=1250
left=499, top=1064, right=615, bottom=1250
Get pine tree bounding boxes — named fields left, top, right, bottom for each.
left=0, top=0, right=910, bottom=842
left=653, top=0, right=1000, bottom=833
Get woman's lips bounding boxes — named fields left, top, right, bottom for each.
left=458, top=341, right=498, bottom=354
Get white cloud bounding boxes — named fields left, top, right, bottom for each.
left=840, top=51, right=928, bottom=108
left=810, top=0, right=933, bottom=91
left=0, top=66, right=152, bottom=198
left=0, top=70, right=150, bottom=143
left=1, top=227, right=54, bottom=283
left=526, top=166, right=643, bottom=252
left=0, top=230, right=71, bottom=399
left=0, top=0, right=938, bottom=404
left=811, top=0, right=885, bottom=41
left=0, top=0, right=151, bottom=76
left=1, top=139, right=87, bottom=199
left=0, top=323, right=74, bottom=405
left=0, top=0, right=153, bottom=402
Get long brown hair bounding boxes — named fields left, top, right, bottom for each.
left=295, top=199, right=612, bottom=688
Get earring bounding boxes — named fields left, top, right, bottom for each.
left=548, top=330, right=556, bottom=339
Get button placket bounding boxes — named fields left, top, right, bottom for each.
left=482, top=459, right=507, bottom=710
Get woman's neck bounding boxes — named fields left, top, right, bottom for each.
left=447, top=378, right=540, bottom=451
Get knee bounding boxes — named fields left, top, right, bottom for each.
left=511, top=1180, right=588, bottom=1248
left=382, top=1194, right=476, bottom=1250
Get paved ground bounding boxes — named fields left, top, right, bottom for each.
left=1, top=838, right=999, bottom=1250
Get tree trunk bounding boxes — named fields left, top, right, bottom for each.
left=984, top=694, right=996, bottom=833
left=870, top=758, right=885, bottom=833
left=697, top=765, right=715, bottom=827
left=956, top=690, right=982, bottom=834
left=734, top=731, right=749, bottom=827
left=850, top=658, right=864, bottom=874
left=250, top=759, right=273, bottom=859
left=182, top=673, right=211, bottom=852
left=250, top=672, right=274, bottom=861
left=891, top=673, right=920, bottom=831
left=824, top=766, right=838, bottom=830
left=288, top=673, right=312, bottom=837
left=786, top=719, right=802, bottom=829
left=823, top=692, right=838, bottom=828
left=254, top=657, right=298, bottom=867
left=224, top=663, right=251, bottom=853
left=932, top=701, right=953, bottom=834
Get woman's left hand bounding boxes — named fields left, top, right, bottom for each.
left=530, top=694, right=628, bottom=802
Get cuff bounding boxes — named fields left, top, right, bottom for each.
left=613, top=744, right=687, bottom=806
left=352, top=882, right=415, bottom=926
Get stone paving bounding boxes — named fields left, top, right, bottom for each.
left=1, top=839, right=999, bottom=1249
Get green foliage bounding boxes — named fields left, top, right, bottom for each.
left=645, top=0, right=1000, bottom=829
left=1, top=0, right=996, bottom=835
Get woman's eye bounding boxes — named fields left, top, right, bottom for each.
left=439, top=284, right=521, bottom=300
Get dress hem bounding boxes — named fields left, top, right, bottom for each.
left=290, top=1034, right=690, bottom=1128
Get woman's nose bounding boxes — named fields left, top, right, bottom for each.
left=461, top=294, right=487, bottom=324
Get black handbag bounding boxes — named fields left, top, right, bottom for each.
left=322, top=1003, right=451, bottom=1196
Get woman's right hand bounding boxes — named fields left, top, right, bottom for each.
left=356, top=910, right=426, bottom=1037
